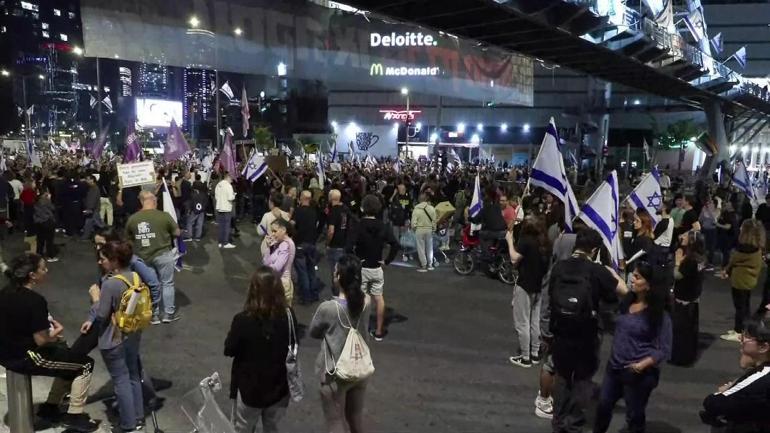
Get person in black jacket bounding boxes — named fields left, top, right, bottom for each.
left=346, top=194, right=399, bottom=342
left=293, top=190, right=322, bottom=304
left=702, top=316, right=770, bottom=433
left=225, top=266, right=295, bottom=433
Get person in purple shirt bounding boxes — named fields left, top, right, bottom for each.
left=261, top=218, right=296, bottom=305
left=593, top=261, right=672, bottom=433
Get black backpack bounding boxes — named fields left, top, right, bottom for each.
left=191, top=191, right=207, bottom=214
left=550, top=264, right=596, bottom=337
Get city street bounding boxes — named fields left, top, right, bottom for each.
left=0, top=223, right=748, bottom=433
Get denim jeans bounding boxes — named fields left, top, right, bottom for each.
left=326, top=247, right=345, bottom=296
left=232, top=392, right=288, bottom=433
left=593, top=366, right=660, bottom=433
left=150, top=249, right=177, bottom=317
left=101, top=334, right=143, bottom=430
left=81, top=211, right=104, bottom=240
left=217, top=211, right=232, bottom=244
left=186, top=211, right=204, bottom=239
left=295, top=243, right=319, bottom=301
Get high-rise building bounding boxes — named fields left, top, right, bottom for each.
left=0, top=0, right=84, bottom=134
left=183, top=68, right=215, bottom=133
left=137, top=57, right=169, bottom=98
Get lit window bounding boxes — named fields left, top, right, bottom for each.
left=59, top=33, right=67, bottom=41
left=53, top=8, right=60, bottom=16
left=42, top=30, right=48, bottom=38
left=41, top=22, right=48, bottom=29
left=21, top=1, right=37, bottom=11
left=68, top=11, right=75, bottom=19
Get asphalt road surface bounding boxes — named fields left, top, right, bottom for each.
left=0, top=223, right=750, bottom=432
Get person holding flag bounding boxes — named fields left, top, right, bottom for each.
left=469, top=174, right=507, bottom=259
left=578, top=170, right=624, bottom=267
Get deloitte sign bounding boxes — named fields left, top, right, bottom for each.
left=370, top=32, right=438, bottom=47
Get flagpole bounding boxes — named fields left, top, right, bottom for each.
left=215, top=70, right=221, bottom=150
left=96, top=57, right=103, bottom=134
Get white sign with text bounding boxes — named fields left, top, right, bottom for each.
left=117, top=161, right=156, bottom=188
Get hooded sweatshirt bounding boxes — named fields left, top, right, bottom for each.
left=727, top=244, right=763, bottom=290
left=346, top=217, right=399, bottom=268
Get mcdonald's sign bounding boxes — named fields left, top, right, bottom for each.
left=370, top=63, right=384, bottom=76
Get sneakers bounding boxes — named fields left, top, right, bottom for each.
left=534, top=393, right=554, bottom=419
left=402, top=254, right=409, bottom=262
left=531, top=353, right=542, bottom=365
left=162, top=312, right=182, bottom=324
left=60, top=413, right=100, bottom=432
left=416, top=268, right=428, bottom=273
left=219, top=243, right=236, bottom=249
left=509, top=355, right=532, bottom=368
left=427, top=266, right=435, bottom=271
left=720, top=330, right=742, bottom=342
left=369, top=330, right=386, bottom=342
left=183, top=237, right=193, bottom=242
left=150, top=314, right=161, bottom=325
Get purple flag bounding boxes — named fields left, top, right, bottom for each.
left=92, top=126, right=109, bottom=160
left=164, top=118, right=191, bottom=162
left=219, top=129, right=237, bottom=177
left=124, top=122, right=141, bottom=162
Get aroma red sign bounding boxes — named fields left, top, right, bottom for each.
left=379, top=109, right=421, bottom=121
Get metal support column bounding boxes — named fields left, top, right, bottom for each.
left=702, top=99, right=730, bottom=180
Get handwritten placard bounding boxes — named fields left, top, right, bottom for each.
left=117, top=161, right=156, bottom=188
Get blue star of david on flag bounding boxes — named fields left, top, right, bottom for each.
left=646, top=191, right=662, bottom=210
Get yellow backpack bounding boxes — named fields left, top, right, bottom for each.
left=112, top=272, right=153, bottom=334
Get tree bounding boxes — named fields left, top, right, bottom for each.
left=253, top=125, right=274, bottom=153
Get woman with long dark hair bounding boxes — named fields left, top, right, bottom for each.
left=593, top=262, right=672, bottom=433
left=508, top=216, right=549, bottom=368
left=225, top=266, right=294, bottom=433
left=310, top=254, right=370, bottom=433
left=670, top=231, right=706, bottom=366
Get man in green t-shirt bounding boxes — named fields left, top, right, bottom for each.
left=126, top=191, right=181, bottom=324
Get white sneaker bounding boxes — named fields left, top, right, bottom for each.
left=222, top=243, right=236, bottom=249
left=427, top=266, right=435, bottom=271
left=720, top=330, right=741, bottom=342
left=534, top=393, right=553, bottom=419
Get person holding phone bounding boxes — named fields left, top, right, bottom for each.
left=593, top=262, right=672, bottom=433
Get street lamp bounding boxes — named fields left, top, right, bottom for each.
left=72, top=46, right=83, bottom=56
left=189, top=16, right=200, bottom=28
left=37, top=74, right=44, bottom=80
left=234, top=27, right=243, bottom=36
left=501, top=122, right=508, bottom=132
left=277, top=62, right=287, bottom=76
left=1, top=69, right=9, bottom=77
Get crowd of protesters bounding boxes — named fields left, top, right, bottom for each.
left=0, top=147, right=770, bottom=433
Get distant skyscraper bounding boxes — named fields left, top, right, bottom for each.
left=138, top=57, right=169, bottom=98
left=0, top=0, right=83, bottom=134
left=183, top=68, right=215, bottom=132
left=119, top=66, right=132, bottom=97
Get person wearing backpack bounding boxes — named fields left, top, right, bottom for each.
left=90, top=240, right=149, bottom=433
left=186, top=182, right=207, bottom=241
left=310, top=254, right=373, bottom=433
left=549, top=229, right=628, bottom=433
left=225, top=266, right=297, bottom=433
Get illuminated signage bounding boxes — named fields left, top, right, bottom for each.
left=379, top=109, right=421, bottom=121
left=369, top=63, right=440, bottom=77
left=370, top=32, right=437, bottom=47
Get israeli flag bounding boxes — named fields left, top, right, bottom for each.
left=242, top=152, right=268, bottom=182
left=578, top=170, right=623, bottom=267
left=469, top=174, right=483, bottom=219
left=625, top=169, right=663, bottom=225
left=316, top=154, right=325, bottom=189
left=733, top=160, right=756, bottom=202
left=528, top=117, right=579, bottom=230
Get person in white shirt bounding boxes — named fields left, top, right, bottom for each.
left=658, top=171, right=671, bottom=198
left=214, top=173, right=236, bottom=249
left=8, top=174, right=22, bottom=226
